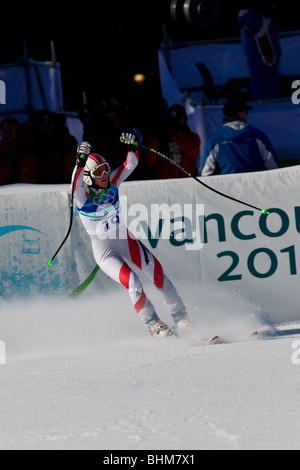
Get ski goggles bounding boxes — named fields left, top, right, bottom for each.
left=90, top=162, right=110, bottom=179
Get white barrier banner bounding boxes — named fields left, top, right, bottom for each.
left=0, top=184, right=110, bottom=299
left=120, top=167, right=300, bottom=324
left=1, top=166, right=300, bottom=324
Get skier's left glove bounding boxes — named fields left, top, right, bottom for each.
left=76, top=141, right=91, bottom=167
left=120, top=133, right=137, bottom=152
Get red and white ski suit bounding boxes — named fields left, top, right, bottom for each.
left=73, top=149, right=185, bottom=322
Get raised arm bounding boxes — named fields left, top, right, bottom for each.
left=110, top=133, right=139, bottom=187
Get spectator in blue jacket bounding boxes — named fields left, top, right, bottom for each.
left=201, top=97, right=279, bottom=176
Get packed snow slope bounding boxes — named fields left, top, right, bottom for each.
left=0, top=283, right=300, bottom=450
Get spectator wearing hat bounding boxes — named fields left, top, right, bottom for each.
left=201, top=97, right=279, bottom=176
left=144, top=104, right=201, bottom=179
left=26, top=111, right=77, bottom=184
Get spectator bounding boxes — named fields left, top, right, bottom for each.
left=26, top=111, right=77, bottom=184
left=144, top=104, right=201, bottom=179
left=0, top=116, right=37, bottom=185
left=237, top=5, right=282, bottom=100
left=201, top=96, right=279, bottom=176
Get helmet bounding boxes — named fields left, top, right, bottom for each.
left=83, top=153, right=110, bottom=186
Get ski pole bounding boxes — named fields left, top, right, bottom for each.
left=47, top=153, right=87, bottom=266
left=67, top=264, right=100, bottom=298
left=125, top=140, right=269, bottom=215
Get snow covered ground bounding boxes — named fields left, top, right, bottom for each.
left=0, top=284, right=300, bottom=451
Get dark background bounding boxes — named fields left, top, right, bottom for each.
left=0, top=0, right=298, bottom=111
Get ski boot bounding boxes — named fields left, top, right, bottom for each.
left=144, top=314, right=175, bottom=338
left=171, top=309, right=192, bottom=332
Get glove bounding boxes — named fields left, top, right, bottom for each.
left=120, top=132, right=137, bottom=152
left=76, top=141, right=91, bottom=167
left=169, top=142, right=181, bottom=163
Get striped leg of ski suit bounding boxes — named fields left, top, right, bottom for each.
left=90, top=229, right=185, bottom=322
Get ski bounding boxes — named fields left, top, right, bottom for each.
left=180, top=335, right=223, bottom=346
left=190, top=335, right=222, bottom=345
left=171, top=324, right=223, bottom=345
left=200, top=335, right=221, bottom=344
left=251, top=324, right=277, bottom=338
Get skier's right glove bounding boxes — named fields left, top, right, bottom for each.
left=76, top=141, right=91, bottom=167
left=120, top=133, right=137, bottom=152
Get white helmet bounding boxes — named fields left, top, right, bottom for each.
left=83, top=153, right=110, bottom=186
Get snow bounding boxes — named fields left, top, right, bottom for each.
left=1, top=284, right=300, bottom=451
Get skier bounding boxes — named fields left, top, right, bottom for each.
left=72, top=134, right=190, bottom=337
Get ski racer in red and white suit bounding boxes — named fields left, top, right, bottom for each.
left=72, top=134, right=190, bottom=337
